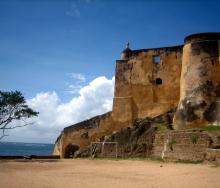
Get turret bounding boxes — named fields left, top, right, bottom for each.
left=174, top=32, right=220, bottom=129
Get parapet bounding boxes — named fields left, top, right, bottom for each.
left=184, top=32, right=220, bottom=44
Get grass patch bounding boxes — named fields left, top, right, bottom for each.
left=89, top=157, right=145, bottom=161
left=146, top=156, right=164, bottom=162
left=153, top=124, right=170, bottom=132
left=175, top=159, right=203, bottom=164
left=201, top=125, right=220, bottom=132
left=76, top=156, right=164, bottom=162
left=89, top=157, right=119, bottom=161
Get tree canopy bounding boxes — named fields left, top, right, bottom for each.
left=0, top=90, right=38, bottom=139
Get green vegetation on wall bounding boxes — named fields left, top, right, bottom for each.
left=191, top=135, right=199, bottom=144
left=202, top=125, right=220, bottom=132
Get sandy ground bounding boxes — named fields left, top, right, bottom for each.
left=0, top=159, right=219, bottom=188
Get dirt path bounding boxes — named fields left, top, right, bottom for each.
left=0, top=159, right=219, bottom=188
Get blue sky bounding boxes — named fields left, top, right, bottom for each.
left=0, top=0, right=220, bottom=143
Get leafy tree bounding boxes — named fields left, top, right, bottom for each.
left=0, top=90, right=38, bottom=140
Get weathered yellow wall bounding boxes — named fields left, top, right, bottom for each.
left=54, top=33, right=220, bottom=158
left=112, top=47, right=182, bottom=122
left=55, top=112, right=131, bottom=158
left=54, top=46, right=183, bottom=157
left=174, top=33, right=220, bottom=129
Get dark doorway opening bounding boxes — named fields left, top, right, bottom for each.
left=155, top=78, right=162, bottom=85
left=64, top=144, right=79, bottom=158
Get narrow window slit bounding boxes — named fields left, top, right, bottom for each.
left=155, top=78, right=162, bottom=85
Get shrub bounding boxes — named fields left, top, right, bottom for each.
left=191, top=135, right=199, bottom=144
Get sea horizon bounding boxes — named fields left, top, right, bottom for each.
left=0, top=141, right=54, bottom=145
left=0, top=141, right=54, bottom=156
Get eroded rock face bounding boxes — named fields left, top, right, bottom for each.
left=74, top=109, right=175, bottom=158
left=74, top=109, right=220, bottom=161
left=75, top=118, right=155, bottom=158
left=53, top=112, right=132, bottom=157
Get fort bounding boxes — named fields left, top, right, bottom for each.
left=54, top=32, right=220, bottom=161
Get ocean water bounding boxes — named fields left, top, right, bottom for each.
left=0, top=142, right=54, bottom=156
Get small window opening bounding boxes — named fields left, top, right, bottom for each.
left=155, top=78, right=162, bottom=85
left=153, top=55, right=160, bottom=64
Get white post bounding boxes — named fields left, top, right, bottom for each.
left=116, top=142, right=118, bottom=159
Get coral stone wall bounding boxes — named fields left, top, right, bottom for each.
left=54, top=33, right=220, bottom=158
left=54, top=112, right=132, bottom=158
left=54, top=112, right=113, bottom=157
left=75, top=126, right=216, bottom=162
left=152, top=130, right=211, bottom=161
left=113, top=46, right=182, bottom=122
left=206, top=149, right=220, bottom=162
left=174, top=33, right=220, bottom=129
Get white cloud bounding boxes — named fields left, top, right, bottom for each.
left=4, top=76, right=115, bottom=144
left=68, top=73, right=86, bottom=82
left=65, top=84, right=82, bottom=94
left=65, top=73, right=86, bottom=94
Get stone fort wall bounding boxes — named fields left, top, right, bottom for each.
left=54, top=33, right=220, bottom=158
